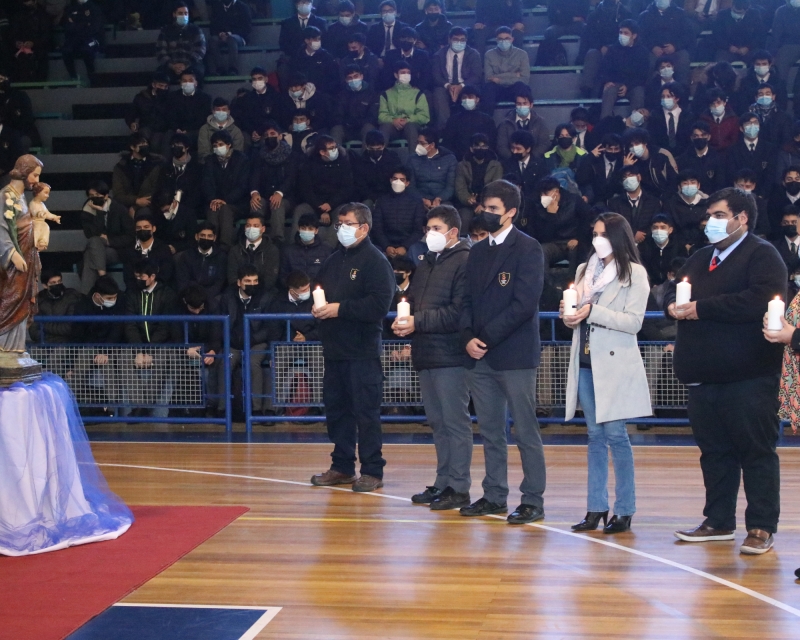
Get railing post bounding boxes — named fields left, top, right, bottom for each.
left=243, top=315, right=253, bottom=437
left=223, top=316, right=232, bottom=438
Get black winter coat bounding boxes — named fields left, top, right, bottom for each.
left=124, top=281, right=180, bottom=344
left=201, top=150, right=251, bottom=210
left=215, top=287, right=273, bottom=349
left=152, top=158, right=202, bottom=252
left=637, top=4, right=693, bottom=52
left=227, top=239, right=280, bottom=291
left=208, top=0, right=252, bottom=40
left=175, top=246, right=228, bottom=299
left=119, top=238, right=176, bottom=289
left=126, top=88, right=169, bottom=133
left=371, top=190, right=427, bottom=250
left=441, top=109, right=498, bottom=162
left=278, top=234, right=333, bottom=287
left=73, top=292, right=127, bottom=345
left=80, top=198, right=135, bottom=250
left=408, top=242, right=469, bottom=370
left=353, top=148, right=403, bottom=202
left=639, top=235, right=688, bottom=285
left=231, top=87, right=279, bottom=136
left=268, top=294, right=319, bottom=342
left=165, top=89, right=213, bottom=133
left=297, top=152, right=354, bottom=212
left=335, top=84, right=379, bottom=131
left=29, top=288, right=84, bottom=343
left=289, top=48, right=340, bottom=96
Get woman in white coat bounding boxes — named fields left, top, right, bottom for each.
left=560, top=212, right=652, bottom=534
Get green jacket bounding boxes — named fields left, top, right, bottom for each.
left=378, top=83, right=430, bottom=126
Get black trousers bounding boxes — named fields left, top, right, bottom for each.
left=687, top=375, right=781, bottom=533
left=323, top=358, right=385, bottom=478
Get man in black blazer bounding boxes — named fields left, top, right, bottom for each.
left=767, top=167, right=800, bottom=238
left=575, top=133, right=625, bottom=205
left=459, top=179, right=547, bottom=525
left=723, top=113, right=775, bottom=196
left=431, top=27, right=483, bottom=130
left=770, top=205, right=800, bottom=275
left=380, top=27, right=433, bottom=91
left=279, top=0, right=327, bottom=57
left=366, top=1, right=409, bottom=58
left=647, top=81, right=692, bottom=158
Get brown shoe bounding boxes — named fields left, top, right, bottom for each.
left=310, top=469, right=356, bottom=486
left=740, top=529, right=774, bottom=555
left=352, top=475, right=384, bottom=492
left=674, top=523, right=735, bottom=542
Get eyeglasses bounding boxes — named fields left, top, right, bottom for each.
left=334, top=222, right=362, bottom=230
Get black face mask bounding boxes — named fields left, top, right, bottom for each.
left=136, top=230, right=153, bottom=242
left=48, top=284, right=65, bottom=298
left=782, top=224, right=798, bottom=238
left=134, top=278, right=149, bottom=290
left=265, top=136, right=279, bottom=149
left=172, top=146, right=186, bottom=158
left=472, top=148, right=488, bottom=160
left=557, top=137, right=573, bottom=150
left=394, top=272, right=406, bottom=286
left=197, top=238, right=214, bottom=251
left=603, top=152, right=621, bottom=163
left=368, top=148, right=383, bottom=160
left=692, top=137, right=709, bottom=150
left=399, top=41, right=414, bottom=52
left=242, top=284, right=258, bottom=297
left=90, top=196, right=107, bottom=206
left=137, top=145, right=150, bottom=157
left=787, top=182, right=800, bottom=196
left=511, top=151, right=527, bottom=162
left=473, top=211, right=503, bottom=234
left=427, top=13, right=439, bottom=22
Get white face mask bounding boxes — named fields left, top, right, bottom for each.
left=630, top=111, right=645, bottom=126
left=631, top=144, right=645, bottom=158
left=245, top=227, right=261, bottom=241
left=794, top=275, right=800, bottom=287
left=214, top=145, right=229, bottom=157
left=540, top=195, right=554, bottom=208
left=339, top=15, right=352, bottom=26
left=337, top=223, right=360, bottom=247
left=704, top=215, right=737, bottom=244
left=252, top=79, right=266, bottom=91
left=622, top=176, right=640, bottom=192
left=415, top=143, right=429, bottom=156
left=592, top=236, right=613, bottom=259
left=397, top=73, right=411, bottom=84
left=181, top=82, right=196, bottom=95
left=309, top=40, right=321, bottom=51
left=391, top=179, right=406, bottom=193
left=425, top=230, right=448, bottom=253
left=754, top=64, right=770, bottom=77
left=652, top=229, right=669, bottom=244
left=294, top=290, right=311, bottom=302
left=710, top=104, right=725, bottom=117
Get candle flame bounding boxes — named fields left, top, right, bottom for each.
left=682, top=277, right=688, bottom=282
left=315, top=286, right=321, bottom=290
left=401, top=297, right=406, bottom=303
left=776, top=296, right=782, bottom=301
left=568, top=284, right=574, bottom=290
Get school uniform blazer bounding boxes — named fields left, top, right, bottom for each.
left=565, top=261, right=652, bottom=423
left=460, top=226, right=544, bottom=371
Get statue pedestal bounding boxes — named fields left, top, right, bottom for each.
left=0, top=351, right=42, bottom=387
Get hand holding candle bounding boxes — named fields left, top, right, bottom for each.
left=397, top=298, right=410, bottom=325
left=675, top=278, right=691, bottom=306
left=767, top=296, right=785, bottom=331
left=563, top=285, right=577, bottom=317
left=312, top=286, right=327, bottom=309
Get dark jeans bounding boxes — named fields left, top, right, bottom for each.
left=323, top=357, right=386, bottom=478
left=687, top=375, right=781, bottom=534
left=542, top=240, right=579, bottom=273
left=481, top=80, right=530, bottom=114
left=62, top=39, right=99, bottom=77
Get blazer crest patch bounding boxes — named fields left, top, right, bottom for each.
left=499, top=272, right=511, bottom=287
left=350, top=268, right=359, bottom=280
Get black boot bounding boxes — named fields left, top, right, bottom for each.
left=571, top=511, right=608, bottom=532
left=603, top=515, right=633, bottom=534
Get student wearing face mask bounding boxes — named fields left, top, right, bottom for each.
left=561, top=212, right=651, bottom=534
left=767, top=168, right=800, bottom=236
left=576, top=133, right=625, bottom=205
left=342, top=33, right=382, bottom=89
left=202, top=130, right=251, bottom=247
left=666, top=188, right=786, bottom=556
left=621, top=127, right=678, bottom=197
left=279, top=213, right=333, bottom=287
left=723, top=113, right=776, bottom=196
left=710, top=0, right=764, bottom=64
left=156, top=2, right=206, bottom=81
left=454, top=133, right=503, bottom=230
left=636, top=0, right=693, bottom=85
left=279, top=0, right=328, bottom=60
left=638, top=212, right=687, bottom=285
left=276, top=74, right=333, bottom=133
left=310, top=202, right=395, bottom=493
left=29, top=270, right=84, bottom=345
left=371, top=169, right=427, bottom=256
left=644, top=57, right=677, bottom=112
left=695, top=89, right=738, bottom=153
left=378, top=60, right=431, bottom=149
left=733, top=50, right=788, bottom=116
left=352, top=129, right=403, bottom=206
left=413, top=0, right=452, bottom=52
left=127, top=73, right=171, bottom=154
left=112, top=134, right=163, bottom=220
left=198, top=97, right=245, bottom=164
left=732, top=168, right=772, bottom=237
left=390, top=205, right=472, bottom=510
left=175, top=221, right=228, bottom=299
left=663, top=169, right=710, bottom=250
left=165, top=69, right=212, bottom=152
left=749, top=84, right=794, bottom=148
left=324, top=1, right=368, bottom=59
left=544, top=123, right=587, bottom=174
left=408, top=128, right=457, bottom=211
left=331, top=66, right=379, bottom=146
left=647, top=81, right=692, bottom=156
left=120, top=212, right=176, bottom=290
left=771, top=0, right=800, bottom=84
left=230, top=67, right=279, bottom=144
left=768, top=205, right=800, bottom=274
left=206, top=0, right=252, bottom=77
left=384, top=254, right=416, bottom=339
left=226, top=215, right=280, bottom=291
left=440, top=85, right=497, bottom=161
left=607, top=165, right=662, bottom=243
left=289, top=26, right=340, bottom=97
left=676, top=122, right=723, bottom=195
left=366, top=0, right=410, bottom=58
left=431, top=27, right=482, bottom=130
left=496, top=88, right=549, bottom=160
left=267, top=270, right=320, bottom=360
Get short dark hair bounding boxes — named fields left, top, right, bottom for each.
left=691, top=120, right=711, bottom=135
left=151, top=71, right=171, bottom=84
left=784, top=165, right=800, bottom=180
left=250, top=65, right=268, bottom=76
left=781, top=204, right=800, bottom=220
left=469, top=216, right=488, bottom=234
left=623, top=127, right=650, bottom=146
left=390, top=255, right=416, bottom=273
left=364, top=129, right=385, bottom=146
left=398, top=26, right=418, bottom=39
left=509, top=129, right=534, bottom=149
left=182, top=284, right=207, bottom=308
left=94, top=275, right=119, bottom=296
left=337, top=202, right=372, bottom=228
left=286, top=270, right=311, bottom=289
left=660, top=81, right=686, bottom=103
left=427, top=204, right=461, bottom=233
left=288, top=74, right=308, bottom=87
left=212, top=96, right=229, bottom=108
left=706, top=87, right=728, bottom=104
left=481, top=179, right=521, bottom=214
left=706, top=187, right=758, bottom=228
left=651, top=213, right=674, bottom=227
left=418, top=127, right=438, bottom=145
left=337, top=0, right=355, bottom=11
left=379, top=0, right=397, bottom=9
left=347, top=32, right=366, bottom=44
left=314, top=134, right=336, bottom=154
left=601, top=133, right=622, bottom=148
left=751, top=49, right=772, bottom=64
left=461, top=84, right=481, bottom=98
left=514, top=86, right=533, bottom=101
left=343, top=64, right=362, bottom=76
left=554, top=122, right=577, bottom=139
left=470, top=132, right=489, bottom=146
left=134, top=258, right=159, bottom=277
left=391, top=167, right=411, bottom=181
left=536, top=177, right=561, bottom=195
left=621, top=165, right=642, bottom=177
left=134, top=211, right=156, bottom=226
left=496, top=26, right=512, bottom=37
left=197, top=221, right=217, bottom=235
left=739, top=111, right=759, bottom=126
left=128, top=132, right=148, bottom=148
left=263, top=119, right=281, bottom=134
left=172, top=0, right=188, bottom=11
left=303, top=26, right=322, bottom=39
left=86, top=179, right=109, bottom=195
left=394, top=59, right=412, bottom=73
left=733, top=167, right=758, bottom=184
left=210, top=129, right=233, bottom=145
left=245, top=214, right=266, bottom=225
left=619, top=18, right=638, bottom=33
left=298, top=213, right=319, bottom=228
left=171, top=132, right=191, bottom=147
left=237, top=264, right=260, bottom=281
left=449, top=26, right=468, bottom=38
left=677, top=169, right=702, bottom=184
left=570, top=107, right=590, bottom=122
left=41, top=268, right=61, bottom=284
left=670, top=256, right=687, bottom=273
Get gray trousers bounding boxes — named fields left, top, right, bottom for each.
left=206, top=203, right=243, bottom=248
left=467, top=360, right=546, bottom=508
left=255, top=197, right=291, bottom=242
left=419, top=366, right=473, bottom=494
left=581, top=48, right=646, bottom=117
left=378, top=122, right=421, bottom=151
left=775, top=44, right=800, bottom=82
left=81, top=236, right=119, bottom=294
left=206, top=33, right=245, bottom=75
left=219, top=343, right=267, bottom=411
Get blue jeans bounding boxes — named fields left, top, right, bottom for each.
left=578, top=369, right=636, bottom=516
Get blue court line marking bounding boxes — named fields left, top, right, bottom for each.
left=99, top=463, right=800, bottom=619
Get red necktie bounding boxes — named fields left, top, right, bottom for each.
left=709, top=256, right=720, bottom=272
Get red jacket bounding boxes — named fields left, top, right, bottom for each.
left=699, top=110, right=739, bottom=152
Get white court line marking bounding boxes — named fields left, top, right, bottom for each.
left=100, top=463, right=800, bottom=618
left=112, top=603, right=281, bottom=639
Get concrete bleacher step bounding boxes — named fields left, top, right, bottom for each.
left=48, top=190, right=89, bottom=213
left=37, top=119, right=131, bottom=151
left=41, top=153, right=117, bottom=190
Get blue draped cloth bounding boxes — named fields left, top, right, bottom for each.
left=0, top=373, right=133, bottom=556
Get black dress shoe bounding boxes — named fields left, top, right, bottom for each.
left=411, top=486, right=443, bottom=504
left=603, top=515, right=632, bottom=534
left=459, top=497, right=507, bottom=517
left=571, top=511, right=609, bottom=532
left=795, top=567, right=800, bottom=580
left=430, top=488, right=470, bottom=511
left=507, top=504, right=545, bottom=524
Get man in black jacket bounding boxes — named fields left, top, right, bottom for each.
left=622, top=127, right=678, bottom=198
left=379, top=27, right=433, bottom=91
left=501, top=130, right=548, bottom=212
left=371, top=168, right=427, bottom=256
left=769, top=205, right=800, bottom=275
left=290, top=26, right=340, bottom=97
left=768, top=168, right=800, bottom=238
left=214, top=264, right=274, bottom=415
left=165, top=69, right=213, bottom=150
left=206, top=0, right=252, bottom=76
left=119, top=212, right=176, bottom=290
left=459, top=180, right=546, bottom=525
left=232, top=67, right=280, bottom=145
left=30, top=270, right=84, bottom=345
left=279, top=0, right=327, bottom=58
left=638, top=212, right=687, bottom=285
left=723, top=113, right=776, bottom=196
left=61, top=0, right=103, bottom=80
left=637, top=0, right=693, bottom=85
left=366, top=1, right=409, bottom=58
left=340, top=33, right=381, bottom=89
left=667, top=188, right=786, bottom=555
left=325, top=1, right=368, bottom=59
left=175, top=221, right=228, bottom=299
left=440, top=85, right=497, bottom=162
left=331, top=65, right=379, bottom=145
left=310, top=202, right=395, bottom=492
left=227, top=214, right=280, bottom=291
left=203, top=129, right=251, bottom=247
left=607, top=165, right=662, bottom=242
left=431, top=27, right=482, bottom=130
left=576, top=133, right=625, bottom=205
left=111, top=134, right=163, bottom=219
left=353, top=129, right=403, bottom=206
left=392, top=205, right=472, bottom=510
left=676, top=121, right=723, bottom=195
left=268, top=269, right=320, bottom=343
left=279, top=213, right=333, bottom=287
left=126, top=73, right=170, bottom=153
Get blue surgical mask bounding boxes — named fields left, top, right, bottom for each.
left=791, top=0, right=800, bottom=8
left=661, top=98, right=675, bottom=110
left=497, top=40, right=512, bottom=52
left=659, top=66, right=674, bottom=79
left=347, top=78, right=363, bottom=91
left=181, top=82, right=196, bottom=95
left=731, top=10, right=744, bottom=20
left=339, top=15, right=352, bottom=26
left=655, top=0, right=670, bottom=10
left=618, top=33, right=631, bottom=46
left=299, top=230, right=315, bottom=243
left=754, top=64, right=769, bottom=77
left=297, top=2, right=312, bottom=15
left=290, top=89, right=303, bottom=99
left=176, top=14, right=188, bottom=25
left=451, top=41, right=466, bottom=53
left=327, top=148, right=339, bottom=161
left=744, top=123, right=760, bottom=139
left=705, top=216, right=735, bottom=244
left=461, top=98, right=476, bottom=111
left=710, top=104, right=725, bottom=117
left=382, top=11, right=396, bottom=23
left=757, top=95, right=773, bottom=107
left=623, top=176, right=640, bottom=192
left=631, top=144, right=645, bottom=158
left=516, top=105, right=531, bottom=118
left=630, top=110, right=645, bottom=126
left=213, top=110, right=228, bottom=122
left=245, top=227, right=261, bottom=241
left=293, top=121, right=308, bottom=132
left=652, top=229, right=669, bottom=244
left=681, top=184, right=699, bottom=198
left=337, top=223, right=359, bottom=247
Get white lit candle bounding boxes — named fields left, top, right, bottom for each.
left=397, top=298, right=410, bottom=325
left=563, top=285, right=577, bottom=316
left=312, top=286, right=327, bottom=309
left=768, top=296, right=785, bottom=331
left=675, top=278, right=691, bottom=306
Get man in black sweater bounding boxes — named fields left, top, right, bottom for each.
left=392, top=205, right=472, bottom=510
left=311, top=202, right=395, bottom=492
left=667, top=187, right=786, bottom=555
left=202, top=129, right=251, bottom=247
left=206, top=0, right=252, bottom=76
left=371, top=168, right=427, bottom=256
left=175, top=221, right=228, bottom=299
left=352, top=129, right=403, bottom=206
left=638, top=212, right=687, bottom=285
left=226, top=214, right=280, bottom=292
left=278, top=213, right=333, bottom=287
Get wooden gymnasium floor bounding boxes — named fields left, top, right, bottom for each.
left=94, top=442, right=800, bottom=639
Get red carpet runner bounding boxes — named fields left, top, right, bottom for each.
left=0, top=505, right=249, bottom=640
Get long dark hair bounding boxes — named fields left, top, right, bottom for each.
left=585, top=212, right=641, bottom=285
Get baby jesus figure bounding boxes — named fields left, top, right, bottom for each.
left=29, top=182, right=60, bottom=251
